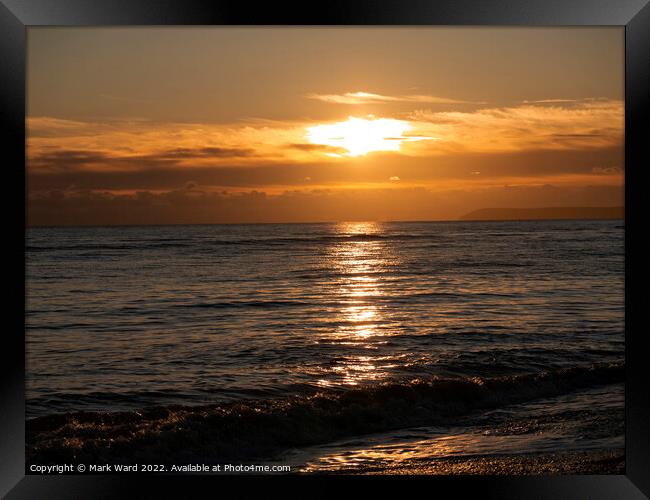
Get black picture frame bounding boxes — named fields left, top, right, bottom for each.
left=2, top=1, right=648, bottom=498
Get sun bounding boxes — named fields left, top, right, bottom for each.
left=306, top=116, right=428, bottom=157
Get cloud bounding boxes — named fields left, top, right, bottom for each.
left=286, top=143, right=348, bottom=155
left=522, top=98, right=613, bottom=105
left=522, top=99, right=578, bottom=104
left=592, top=166, right=623, bottom=175
left=408, top=99, right=624, bottom=153
left=159, top=147, right=256, bottom=159
left=29, top=150, right=112, bottom=170
left=28, top=97, right=623, bottom=177
left=25, top=94, right=625, bottom=226
left=27, top=184, right=624, bottom=227
left=28, top=147, right=257, bottom=174
left=27, top=143, right=624, bottom=196
left=28, top=116, right=353, bottom=171
left=306, top=91, right=478, bottom=105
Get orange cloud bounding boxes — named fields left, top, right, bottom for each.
left=306, top=91, right=478, bottom=105
left=407, top=98, right=623, bottom=154
left=27, top=98, right=623, bottom=179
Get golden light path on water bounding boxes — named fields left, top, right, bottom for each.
left=296, top=430, right=556, bottom=473
left=298, top=434, right=464, bottom=473
left=315, top=221, right=401, bottom=388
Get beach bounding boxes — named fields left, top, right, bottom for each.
left=350, top=450, right=624, bottom=475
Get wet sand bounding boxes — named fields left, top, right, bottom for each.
left=344, top=449, right=624, bottom=475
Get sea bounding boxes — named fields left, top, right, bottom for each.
left=26, top=220, right=624, bottom=471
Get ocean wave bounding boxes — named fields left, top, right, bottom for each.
left=26, top=230, right=623, bottom=254
left=27, top=242, right=191, bottom=252
left=26, top=362, right=623, bottom=465
left=173, top=299, right=312, bottom=309
left=26, top=233, right=458, bottom=253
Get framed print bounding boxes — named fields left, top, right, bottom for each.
left=1, top=1, right=648, bottom=498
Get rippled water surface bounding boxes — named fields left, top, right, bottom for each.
left=26, top=220, right=624, bottom=420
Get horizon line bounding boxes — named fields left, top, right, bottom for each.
left=26, top=213, right=624, bottom=229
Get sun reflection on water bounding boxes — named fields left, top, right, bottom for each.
left=297, top=432, right=489, bottom=473
left=315, top=221, right=399, bottom=387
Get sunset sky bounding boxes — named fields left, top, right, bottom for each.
left=27, top=27, right=624, bottom=225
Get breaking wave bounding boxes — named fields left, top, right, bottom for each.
left=27, top=362, right=623, bottom=465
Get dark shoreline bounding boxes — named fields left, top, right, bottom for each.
left=26, top=363, right=623, bottom=470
